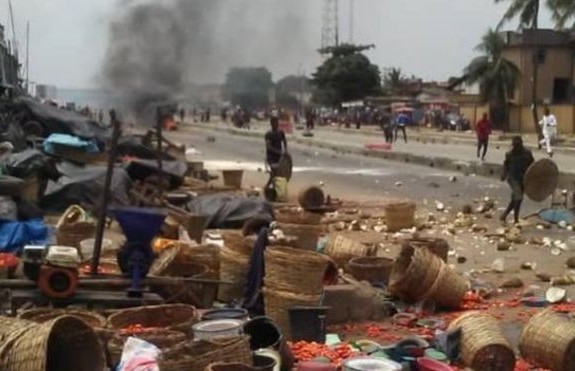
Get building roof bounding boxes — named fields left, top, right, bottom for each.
left=501, top=29, right=575, bottom=47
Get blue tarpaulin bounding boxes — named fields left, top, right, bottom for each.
left=43, top=134, right=100, bottom=155
left=0, top=219, right=51, bottom=253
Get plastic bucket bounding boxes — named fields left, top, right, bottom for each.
left=244, top=317, right=294, bottom=371
left=192, top=319, right=243, bottom=340
left=253, top=354, right=277, bottom=371
left=417, top=357, right=452, bottom=371
left=79, top=238, right=112, bottom=262
left=288, top=306, right=330, bottom=343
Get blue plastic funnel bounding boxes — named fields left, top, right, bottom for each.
left=111, top=207, right=167, bottom=245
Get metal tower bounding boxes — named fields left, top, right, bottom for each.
left=321, top=0, right=339, bottom=49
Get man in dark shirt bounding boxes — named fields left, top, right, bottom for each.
left=500, top=136, right=534, bottom=224
left=265, top=117, right=288, bottom=175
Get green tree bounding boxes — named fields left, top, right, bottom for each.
left=223, top=67, right=273, bottom=111
left=549, top=0, right=575, bottom=27
left=382, top=68, right=408, bottom=95
left=312, top=43, right=381, bottom=106
left=495, top=0, right=557, bottom=135
left=463, top=29, right=521, bottom=130
left=275, top=75, right=309, bottom=110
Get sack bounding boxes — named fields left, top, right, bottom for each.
left=274, top=177, right=288, bottom=203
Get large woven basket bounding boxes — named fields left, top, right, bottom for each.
left=0, top=315, right=106, bottom=371
left=221, top=230, right=253, bottom=256
left=108, top=304, right=197, bottom=335
left=275, top=208, right=321, bottom=225
left=55, top=205, right=96, bottom=249
left=277, top=223, right=324, bottom=251
left=524, top=158, right=559, bottom=202
left=297, top=186, right=325, bottom=211
left=448, top=312, right=515, bottom=371
left=385, top=201, right=416, bottom=232
left=108, top=329, right=186, bottom=366
left=519, top=309, right=575, bottom=371
left=388, top=244, right=442, bottom=302
left=347, top=257, right=394, bottom=285
left=159, top=335, right=252, bottom=371
left=325, top=234, right=377, bottom=267
left=218, top=246, right=250, bottom=302
left=263, top=287, right=322, bottom=340
left=401, top=237, right=449, bottom=262
left=426, top=264, right=469, bottom=309
left=264, top=246, right=329, bottom=295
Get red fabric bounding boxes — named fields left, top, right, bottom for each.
left=476, top=118, right=491, bottom=140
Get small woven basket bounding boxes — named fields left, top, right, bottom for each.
left=277, top=222, right=324, bottom=251
left=448, top=312, right=515, bottom=371
left=347, top=257, right=394, bottom=285
left=263, top=287, right=322, bottom=340
left=519, top=309, right=575, bottom=371
left=159, top=335, right=252, bottom=371
left=108, top=304, right=197, bottom=335
left=108, top=329, right=186, bottom=366
left=264, top=246, right=329, bottom=295
left=401, top=237, right=449, bottom=262
left=55, top=205, right=96, bottom=249
left=325, top=234, right=377, bottom=267
left=388, top=244, right=442, bottom=302
left=218, top=246, right=250, bottom=303
left=0, top=315, right=106, bottom=371
left=385, top=201, right=416, bottom=232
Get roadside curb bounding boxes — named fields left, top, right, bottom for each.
left=192, top=123, right=575, bottom=188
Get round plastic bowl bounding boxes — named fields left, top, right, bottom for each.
left=192, top=319, right=243, bottom=340
left=417, top=357, right=452, bottom=371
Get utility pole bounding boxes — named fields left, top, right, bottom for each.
left=8, top=0, right=18, bottom=58
left=322, top=0, right=340, bottom=49
left=349, top=0, right=355, bottom=43
left=25, top=21, right=29, bottom=92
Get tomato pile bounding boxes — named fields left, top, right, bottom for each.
left=0, top=253, right=19, bottom=269
left=80, top=263, right=116, bottom=275
left=119, top=324, right=161, bottom=335
left=289, top=341, right=355, bottom=368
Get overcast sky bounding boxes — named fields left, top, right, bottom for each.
left=3, top=0, right=555, bottom=89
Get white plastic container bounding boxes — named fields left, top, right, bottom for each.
left=343, top=357, right=402, bottom=371
left=45, top=246, right=81, bottom=268
left=192, top=319, right=243, bottom=340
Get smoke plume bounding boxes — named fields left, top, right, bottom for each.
left=101, top=0, right=318, bottom=121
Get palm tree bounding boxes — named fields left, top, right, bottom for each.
left=383, top=67, right=408, bottom=95
left=495, top=0, right=557, bottom=136
left=463, top=30, right=521, bottom=130
left=549, top=0, right=575, bottom=28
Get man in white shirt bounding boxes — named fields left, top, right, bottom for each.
left=538, top=107, right=557, bottom=157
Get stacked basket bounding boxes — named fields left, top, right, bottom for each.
left=276, top=207, right=325, bottom=251
left=263, top=246, right=330, bottom=339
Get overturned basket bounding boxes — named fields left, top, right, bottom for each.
left=325, top=234, right=377, bottom=267
left=401, top=236, right=449, bottom=262
left=159, top=335, right=252, bottom=371
left=347, top=257, right=394, bottom=285
left=426, top=263, right=469, bottom=309
left=18, top=307, right=110, bottom=339
left=108, top=304, right=197, bottom=335
left=264, top=246, right=330, bottom=295
left=448, top=312, right=515, bottom=371
left=520, top=309, right=575, bottom=371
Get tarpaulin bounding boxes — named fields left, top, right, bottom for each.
left=124, top=159, right=187, bottom=188
left=186, top=194, right=274, bottom=229
left=43, top=133, right=100, bottom=155
left=0, top=219, right=50, bottom=253
left=117, top=135, right=176, bottom=161
left=0, top=149, right=57, bottom=179
left=40, top=162, right=132, bottom=212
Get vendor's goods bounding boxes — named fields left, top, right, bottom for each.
left=108, top=328, right=186, bottom=366
left=519, top=309, right=575, bottom=371
left=347, top=257, right=393, bottom=285
left=201, top=308, right=249, bottom=322
left=159, top=335, right=252, bottom=371
left=343, top=357, right=402, bottom=371
left=290, top=341, right=355, bottom=369
left=264, top=246, right=330, bottom=295
left=384, top=201, right=416, bottom=232
left=55, top=205, right=96, bottom=249
left=218, top=246, right=250, bottom=302
left=277, top=223, right=324, bottom=251
left=0, top=315, right=106, bottom=371
left=193, top=319, right=244, bottom=340
left=243, top=316, right=294, bottom=371
left=426, top=263, right=469, bottom=309
left=448, top=312, right=515, bottom=371
left=0, top=253, right=19, bottom=278
left=108, top=304, right=197, bottom=335
left=325, top=235, right=376, bottom=267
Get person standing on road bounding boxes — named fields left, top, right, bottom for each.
left=475, top=113, right=491, bottom=161
left=538, top=107, right=557, bottom=157
left=265, top=116, right=288, bottom=176
left=395, top=111, right=409, bottom=143
left=500, top=136, right=534, bottom=225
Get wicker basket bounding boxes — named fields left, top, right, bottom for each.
left=159, top=336, right=252, bottom=371
left=325, top=234, right=377, bottom=267
left=108, top=329, right=186, bottom=366
left=277, top=223, right=324, bottom=251
left=108, top=304, right=197, bottom=335
left=401, top=237, right=449, bottom=262
left=264, top=246, right=329, bottom=295
left=385, top=201, right=416, bottom=232
left=448, top=312, right=515, bottom=371
left=426, top=264, right=469, bottom=309
left=263, top=287, right=322, bottom=340
left=55, top=205, right=96, bottom=248
left=388, top=244, right=442, bottom=302
left=0, top=315, right=106, bottom=371
left=275, top=208, right=321, bottom=225
left=222, top=170, right=244, bottom=189
left=221, top=230, right=253, bottom=256
left=218, top=246, right=250, bottom=302
left=205, top=363, right=257, bottom=371
left=159, top=261, right=211, bottom=308
left=347, top=257, right=394, bottom=285
left=520, top=309, right=575, bottom=371
left=298, top=186, right=325, bottom=211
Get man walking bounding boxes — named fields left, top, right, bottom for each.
left=539, top=107, right=557, bottom=157
left=500, top=136, right=534, bottom=225
left=265, top=116, right=288, bottom=176
left=395, top=111, right=409, bottom=143
left=475, top=113, right=491, bottom=161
